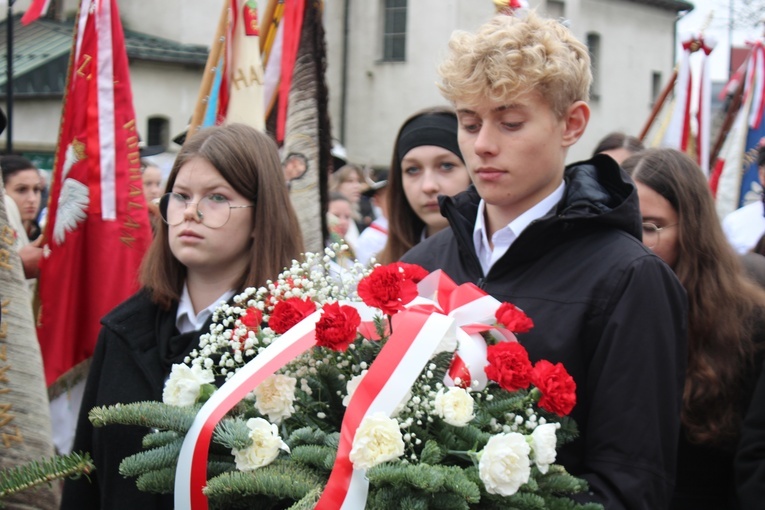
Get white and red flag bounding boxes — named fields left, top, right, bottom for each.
left=37, top=0, right=152, bottom=388
left=20, top=0, right=52, bottom=25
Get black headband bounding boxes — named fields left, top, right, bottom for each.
left=397, top=113, right=463, bottom=163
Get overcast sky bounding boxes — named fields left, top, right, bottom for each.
left=678, top=0, right=764, bottom=81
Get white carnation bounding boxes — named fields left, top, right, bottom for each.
left=530, top=423, right=558, bottom=474
left=232, top=417, right=290, bottom=471
left=349, top=412, right=405, bottom=470
left=253, top=374, right=297, bottom=424
left=162, top=364, right=214, bottom=407
left=479, top=432, right=531, bottom=496
left=433, top=387, right=475, bottom=427
left=343, top=370, right=367, bottom=407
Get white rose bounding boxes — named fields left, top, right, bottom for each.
left=232, top=417, right=290, bottom=471
left=433, top=387, right=475, bottom=427
left=349, top=412, right=405, bottom=470
left=478, top=432, right=531, bottom=496
left=253, top=374, right=297, bottom=424
left=344, top=371, right=410, bottom=417
left=343, top=370, right=367, bottom=407
left=162, top=364, right=215, bottom=407
left=530, top=423, right=558, bottom=474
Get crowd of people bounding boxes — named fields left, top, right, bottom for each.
left=3, top=8, right=765, bottom=510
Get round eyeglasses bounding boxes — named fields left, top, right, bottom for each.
left=642, top=222, right=677, bottom=249
left=157, top=193, right=254, bottom=229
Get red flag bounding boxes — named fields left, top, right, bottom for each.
left=21, top=0, right=52, bottom=25
left=37, top=0, right=152, bottom=387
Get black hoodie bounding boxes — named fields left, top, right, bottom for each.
left=403, top=155, right=688, bottom=510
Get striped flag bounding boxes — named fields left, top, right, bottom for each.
left=37, top=0, right=152, bottom=390
left=20, top=0, right=52, bottom=25
left=711, top=41, right=765, bottom=218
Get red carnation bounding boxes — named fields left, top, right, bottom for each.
left=484, top=341, right=533, bottom=391
left=531, top=360, right=577, bottom=416
left=315, top=302, right=361, bottom=352
left=241, top=307, right=263, bottom=329
left=495, top=302, right=534, bottom=333
left=269, top=297, right=317, bottom=334
left=357, top=264, right=421, bottom=315
left=393, top=262, right=428, bottom=283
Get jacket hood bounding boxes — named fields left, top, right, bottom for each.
left=439, top=154, right=643, bottom=267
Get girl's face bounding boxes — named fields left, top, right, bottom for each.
left=400, top=145, right=470, bottom=235
left=635, top=180, right=679, bottom=269
left=168, top=157, right=254, bottom=279
left=5, top=168, right=43, bottom=222
left=337, top=173, right=362, bottom=203
left=328, top=199, right=352, bottom=237
left=142, top=165, right=163, bottom=202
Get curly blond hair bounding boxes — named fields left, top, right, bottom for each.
left=438, top=11, right=591, bottom=118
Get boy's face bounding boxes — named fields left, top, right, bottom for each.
left=455, top=91, right=585, bottom=223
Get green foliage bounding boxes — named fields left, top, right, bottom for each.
left=203, top=460, right=322, bottom=505
left=289, top=445, right=336, bottom=471
left=89, top=401, right=198, bottom=432
left=142, top=430, right=181, bottom=449
left=120, top=437, right=184, bottom=477
left=0, top=451, right=94, bottom=504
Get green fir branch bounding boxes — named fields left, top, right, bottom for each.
left=142, top=430, right=181, bottom=449
left=203, top=460, right=322, bottom=503
left=134, top=461, right=234, bottom=495
left=289, top=444, right=336, bottom=471
left=0, top=452, right=94, bottom=501
left=120, top=438, right=184, bottom=477
left=89, top=401, right=198, bottom=433
left=285, top=486, right=322, bottom=510
left=418, top=440, right=446, bottom=465
left=213, top=418, right=252, bottom=450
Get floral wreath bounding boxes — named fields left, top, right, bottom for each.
left=90, top=246, right=599, bottom=510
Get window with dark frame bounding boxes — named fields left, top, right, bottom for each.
left=147, top=116, right=169, bottom=148
left=382, top=0, right=407, bottom=62
left=586, top=32, right=601, bottom=100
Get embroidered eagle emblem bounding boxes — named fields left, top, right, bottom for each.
left=53, top=140, right=89, bottom=245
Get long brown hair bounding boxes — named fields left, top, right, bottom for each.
left=140, top=124, right=304, bottom=309
left=378, top=106, right=459, bottom=264
left=623, top=148, right=765, bottom=444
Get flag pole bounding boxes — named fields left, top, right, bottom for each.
left=186, top=0, right=230, bottom=142
left=639, top=68, right=678, bottom=142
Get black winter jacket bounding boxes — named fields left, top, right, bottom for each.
left=402, top=155, right=688, bottom=510
left=60, top=290, right=208, bottom=510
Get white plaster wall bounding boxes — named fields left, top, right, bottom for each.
left=325, top=0, right=679, bottom=166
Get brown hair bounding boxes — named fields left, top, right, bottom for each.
left=623, top=148, right=765, bottom=444
left=140, top=124, right=304, bottom=309
left=592, top=132, right=644, bottom=157
left=377, top=106, right=459, bottom=264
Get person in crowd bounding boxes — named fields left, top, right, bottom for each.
left=282, top=152, right=308, bottom=189
left=722, top=143, right=765, bottom=254
left=622, top=147, right=765, bottom=510
left=355, top=169, right=389, bottom=266
left=736, top=358, right=765, bottom=507
left=402, top=12, right=687, bottom=509
left=329, top=163, right=366, bottom=249
left=592, top=131, right=644, bottom=164
left=327, top=192, right=356, bottom=272
left=60, top=124, right=304, bottom=510
left=1, top=155, right=44, bottom=279
left=141, top=159, right=164, bottom=231
left=377, top=107, right=471, bottom=264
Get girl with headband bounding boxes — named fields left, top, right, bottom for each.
left=377, top=107, right=471, bottom=264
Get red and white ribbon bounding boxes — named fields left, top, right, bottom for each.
left=176, top=270, right=514, bottom=509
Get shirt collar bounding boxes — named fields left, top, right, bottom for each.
left=473, top=180, right=565, bottom=252
left=175, top=283, right=235, bottom=334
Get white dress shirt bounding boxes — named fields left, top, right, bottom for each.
left=175, top=283, right=235, bottom=334
left=473, top=181, right=565, bottom=275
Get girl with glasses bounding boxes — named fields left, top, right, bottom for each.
left=62, top=124, right=304, bottom=510
left=622, top=148, right=765, bottom=510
